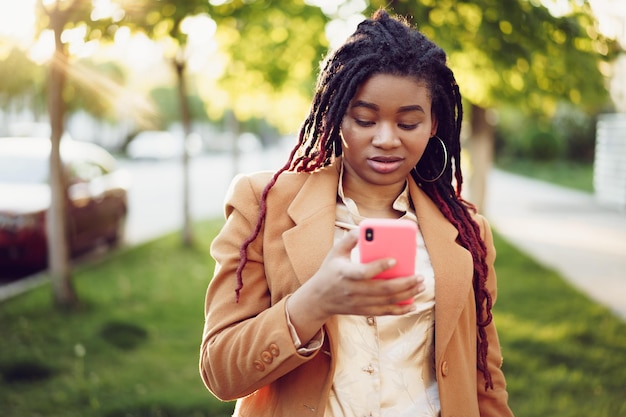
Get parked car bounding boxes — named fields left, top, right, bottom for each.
left=0, top=137, right=130, bottom=273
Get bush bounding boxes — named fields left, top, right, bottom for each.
left=494, top=103, right=597, bottom=163
left=552, top=104, right=596, bottom=162
left=523, top=127, right=562, bottom=161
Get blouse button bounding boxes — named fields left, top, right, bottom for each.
left=362, top=365, right=375, bottom=375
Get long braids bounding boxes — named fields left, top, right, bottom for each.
left=235, top=9, right=494, bottom=390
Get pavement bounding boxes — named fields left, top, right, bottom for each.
left=2, top=167, right=625, bottom=322
left=485, top=169, right=626, bottom=321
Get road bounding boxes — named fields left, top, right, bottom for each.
left=119, top=146, right=292, bottom=244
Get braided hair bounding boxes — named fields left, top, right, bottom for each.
left=234, top=9, right=494, bottom=390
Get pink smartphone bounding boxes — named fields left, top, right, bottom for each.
left=358, top=218, right=417, bottom=304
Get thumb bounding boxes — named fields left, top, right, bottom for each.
left=334, top=228, right=359, bottom=257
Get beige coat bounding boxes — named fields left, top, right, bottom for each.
left=200, top=161, right=514, bottom=417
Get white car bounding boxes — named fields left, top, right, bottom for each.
left=0, top=137, right=130, bottom=273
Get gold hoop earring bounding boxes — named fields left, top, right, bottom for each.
left=414, top=136, right=448, bottom=183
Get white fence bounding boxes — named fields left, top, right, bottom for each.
left=594, top=113, right=626, bottom=211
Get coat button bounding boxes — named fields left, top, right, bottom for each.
left=269, top=343, right=280, bottom=356
left=261, top=351, right=273, bottom=364
left=253, top=360, right=265, bottom=372
left=441, top=361, right=449, bottom=377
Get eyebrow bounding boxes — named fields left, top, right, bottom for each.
left=351, top=100, right=425, bottom=114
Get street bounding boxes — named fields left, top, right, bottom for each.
left=120, top=145, right=291, bottom=245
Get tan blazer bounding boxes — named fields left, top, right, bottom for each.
left=200, top=161, right=514, bottom=417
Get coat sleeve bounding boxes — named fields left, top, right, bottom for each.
left=199, top=174, right=319, bottom=401
left=475, top=215, right=515, bottom=417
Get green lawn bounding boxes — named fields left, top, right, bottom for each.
left=1, top=219, right=624, bottom=417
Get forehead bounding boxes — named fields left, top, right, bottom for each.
left=351, top=73, right=431, bottom=106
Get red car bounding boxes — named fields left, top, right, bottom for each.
left=0, top=136, right=130, bottom=274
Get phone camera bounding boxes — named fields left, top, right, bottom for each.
left=365, top=228, right=374, bottom=241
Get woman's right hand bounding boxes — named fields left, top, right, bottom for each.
left=286, top=229, right=424, bottom=345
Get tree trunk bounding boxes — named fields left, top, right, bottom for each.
left=174, top=58, right=193, bottom=247
left=47, top=4, right=77, bottom=308
left=467, top=104, right=495, bottom=213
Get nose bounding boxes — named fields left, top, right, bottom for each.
left=371, top=122, right=400, bottom=148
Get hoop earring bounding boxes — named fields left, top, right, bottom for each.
left=414, top=136, right=448, bottom=183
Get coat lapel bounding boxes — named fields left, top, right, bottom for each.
left=408, top=180, right=474, bottom=363
left=282, top=164, right=340, bottom=285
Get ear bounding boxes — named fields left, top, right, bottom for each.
left=430, top=112, right=439, bottom=137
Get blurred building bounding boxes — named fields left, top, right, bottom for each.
left=590, top=0, right=626, bottom=210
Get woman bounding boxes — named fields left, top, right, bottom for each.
left=200, top=9, right=514, bottom=417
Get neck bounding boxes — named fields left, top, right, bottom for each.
left=342, top=178, right=406, bottom=219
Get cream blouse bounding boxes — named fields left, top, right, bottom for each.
left=323, top=181, right=440, bottom=417
left=285, top=178, right=440, bottom=417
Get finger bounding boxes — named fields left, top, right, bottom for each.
left=333, top=229, right=359, bottom=257
left=372, top=275, right=422, bottom=301
left=342, top=289, right=418, bottom=316
left=339, top=257, right=394, bottom=281
left=356, top=257, right=397, bottom=280
left=368, top=302, right=417, bottom=316
left=342, top=274, right=420, bottom=304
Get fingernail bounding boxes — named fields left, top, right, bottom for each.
left=388, top=259, right=397, bottom=267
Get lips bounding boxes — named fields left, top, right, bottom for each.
left=367, top=156, right=404, bottom=174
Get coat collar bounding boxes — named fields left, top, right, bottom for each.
left=282, top=163, right=340, bottom=285
left=281, top=161, right=473, bottom=359
left=408, top=180, right=474, bottom=362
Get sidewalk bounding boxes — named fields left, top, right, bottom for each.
left=485, top=169, right=626, bottom=321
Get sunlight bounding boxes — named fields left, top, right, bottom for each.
left=29, top=31, right=54, bottom=64
left=0, top=0, right=36, bottom=42
left=541, top=0, right=574, bottom=16
left=91, top=0, right=125, bottom=22
left=181, top=14, right=218, bottom=72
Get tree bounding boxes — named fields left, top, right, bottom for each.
left=369, top=0, right=618, bottom=211
left=118, top=1, right=219, bottom=247
left=0, top=47, right=46, bottom=123
left=36, top=0, right=125, bottom=308
left=37, top=0, right=86, bottom=308
left=66, top=59, right=127, bottom=121
left=209, top=1, right=328, bottom=130
left=119, top=0, right=329, bottom=245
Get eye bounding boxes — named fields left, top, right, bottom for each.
left=398, top=123, right=419, bottom=130
left=355, top=118, right=375, bottom=127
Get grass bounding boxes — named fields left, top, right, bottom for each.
left=493, top=235, right=626, bottom=416
left=0, top=220, right=235, bottom=417
left=1, top=219, right=625, bottom=417
left=495, top=158, right=594, bottom=193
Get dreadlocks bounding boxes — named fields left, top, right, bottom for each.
left=234, top=9, right=494, bottom=390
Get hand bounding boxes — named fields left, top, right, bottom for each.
left=286, top=229, right=425, bottom=343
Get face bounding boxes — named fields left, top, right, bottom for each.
left=340, top=73, right=438, bottom=191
